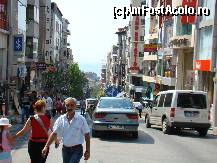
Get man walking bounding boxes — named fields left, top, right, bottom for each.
left=80, top=99, right=85, bottom=116
left=42, top=97, right=90, bottom=163
left=42, top=92, right=53, bottom=117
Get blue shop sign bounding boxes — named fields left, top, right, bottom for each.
left=14, top=35, right=24, bottom=52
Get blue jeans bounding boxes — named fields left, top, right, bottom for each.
left=62, top=145, right=83, bottom=163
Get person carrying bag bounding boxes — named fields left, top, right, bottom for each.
left=14, top=100, right=59, bottom=163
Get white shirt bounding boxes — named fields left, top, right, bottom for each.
left=42, top=97, right=53, bottom=110
left=53, top=113, right=90, bottom=147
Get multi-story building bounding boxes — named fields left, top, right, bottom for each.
left=0, top=0, right=10, bottom=87
left=101, top=64, right=107, bottom=86
left=60, top=18, right=71, bottom=66
left=25, top=0, right=40, bottom=90
left=143, top=0, right=160, bottom=98
left=115, top=27, right=128, bottom=91
left=49, top=2, right=63, bottom=64
left=126, top=0, right=145, bottom=101
left=193, top=0, right=217, bottom=131
left=106, top=46, right=119, bottom=85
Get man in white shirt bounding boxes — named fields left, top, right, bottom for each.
left=42, top=97, right=90, bottom=163
left=42, top=92, right=53, bottom=117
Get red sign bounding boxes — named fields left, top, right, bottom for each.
left=195, top=60, right=211, bottom=71
left=144, top=44, right=158, bottom=52
left=0, top=0, right=7, bottom=30
left=181, top=0, right=197, bottom=24
left=131, top=16, right=140, bottom=71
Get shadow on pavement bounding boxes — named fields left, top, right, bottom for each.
left=176, top=130, right=217, bottom=140
left=149, top=126, right=217, bottom=139
left=96, top=130, right=155, bottom=144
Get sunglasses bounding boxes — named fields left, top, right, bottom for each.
left=65, top=103, right=76, bottom=107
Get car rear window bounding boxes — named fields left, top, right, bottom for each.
left=98, top=99, right=133, bottom=109
left=177, top=93, right=207, bottom=109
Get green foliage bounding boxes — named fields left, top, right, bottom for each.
left=66, top=63, right=87, bottom=98
left=41, top=63, right=87, bottom=98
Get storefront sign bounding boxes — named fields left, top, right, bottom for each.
left=14, top=34, right=24, bottom=53
left=181, top=0, right=197, bottom=24
left=169, top=38, right=188, bottom=47
left=195, top=60, right=211, bottom=71
left=144, top=44, right=157, bottom=52
left=36, top=63, right=46, bottom=70
left=0, top=0, right=7, bottom=30
left=130, top=16, right=140, bottom=71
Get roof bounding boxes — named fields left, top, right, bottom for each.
left=158, top=90, right=207, bottom=94
left=100, top=97, right=126, bottom=100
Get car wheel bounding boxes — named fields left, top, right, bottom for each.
left=162, top=118, right=172, bottom=134
left=145, top=115, right=151, bottom=128
left=197, top=128, right=208, bottom=137
left=132, top=131, right=138, bottom=139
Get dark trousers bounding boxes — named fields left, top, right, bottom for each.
left=28, top=140, right=49, bottom=163
left=62, top=145, right=83, bottom=163
left=80, top=108, right=85, bottom=115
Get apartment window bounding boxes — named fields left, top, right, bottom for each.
left=46, top=51, right=49, bottom=56
left=176, top=16, right=192, bottom=35
left=46, top=40, right=50, bottom=44
left=56, top=22, right=59, bottom=32
left=139, top=52, right=144, bottom=57
left=46, top=18, right=50, bottom=22
left=140, top=36, right=144, bottom=41
left=26, top=5, right=34, bottom=21
left=34, top=6, right=39, bottom=23
left=200, top=0, right=215, bottom=21
left=141, top=19, right=145, bottom=25
left=198, top=26, right=213, bottom=60
left=47, top=6, right=50, bottom=13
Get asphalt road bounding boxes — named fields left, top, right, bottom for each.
left=11, top=115, right=217, bottom=163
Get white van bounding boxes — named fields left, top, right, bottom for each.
left=144, top=90, right=211, bottom=136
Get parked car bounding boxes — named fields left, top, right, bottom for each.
left=92, top=97, right=139, bottom=138
left=85, top=98, right=98, bottom=119
left=144, top=90, right=211, bottom=136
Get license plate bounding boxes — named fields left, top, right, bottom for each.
left=185, top=112, right=198, bottom=117
left=107, top=125, right=124, bottom=130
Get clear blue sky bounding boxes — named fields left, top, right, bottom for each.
left=53, top=0, right=130, bottom=76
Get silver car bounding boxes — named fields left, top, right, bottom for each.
left=92, top=97, right=139, bottom=138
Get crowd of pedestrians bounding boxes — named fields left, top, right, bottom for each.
left=0, top=91, right=90, bottom=163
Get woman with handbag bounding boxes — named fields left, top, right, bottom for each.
left=14, top=100, right=59, bottom=163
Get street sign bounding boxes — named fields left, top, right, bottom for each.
left=105, top=85, right=118, bottom=97
left=14, top=34, right=24, bottom=52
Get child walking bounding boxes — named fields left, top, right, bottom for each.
left=0, top=118, right=14, bottom=163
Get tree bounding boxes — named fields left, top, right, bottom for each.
left=66, top=63, right=88, bottom=99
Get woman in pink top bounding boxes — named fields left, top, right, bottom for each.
left=0, top=118, right=14, bottom=163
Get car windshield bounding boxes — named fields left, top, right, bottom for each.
left=177, top=93, right=207, bottom=109
left=98, top=99, right=133, bottom=109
